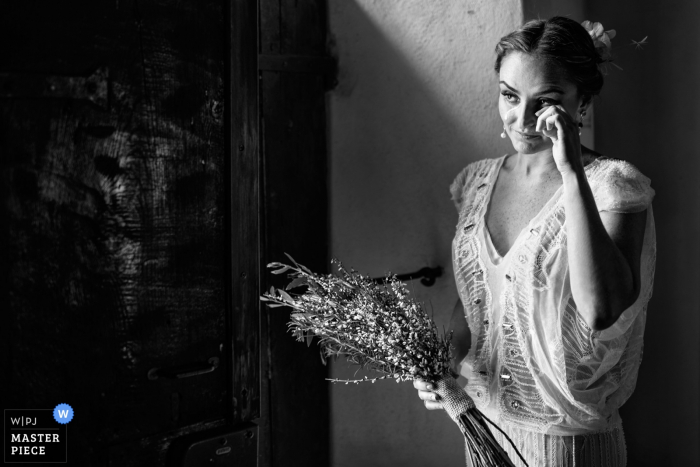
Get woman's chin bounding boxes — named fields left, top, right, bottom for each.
left=510, top=138, right=551, bottom=154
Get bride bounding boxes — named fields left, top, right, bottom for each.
left=414, top=16, right=656, bottom=467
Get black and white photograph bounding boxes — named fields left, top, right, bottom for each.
left=1, top=0, right=697, bottom=466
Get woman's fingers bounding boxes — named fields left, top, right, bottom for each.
left=537, top=114, right=558, bottom=139
left=417, top=389, right=441, bottom=402
left=418, top=390, right=443, bottom=410
left=413, top=379, right=435, bottom=391
left=414, top=379, right=443, bottom=410
left=535, top=106, right=557, bottom=133
left=412, top=379, right=434, bottom=391
left=535, top=106, right=575, bottom=140
left=423, top=400, right=443, bottom=410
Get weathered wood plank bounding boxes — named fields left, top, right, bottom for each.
left=261, top=68, right=330, bottom=467
left=258, top=1, right=331, bottom=465
left=280, top=0, right=327, bottom=55
left=258, top=54, right=335, bottom=75
left=228, top=0, right=261, bottom=427
left=260, top=0, right=282, bottom=55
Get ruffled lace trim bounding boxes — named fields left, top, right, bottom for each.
left=450, top=158, right=495, bottom=211
left=450, top=164, right=473, bottom=210
left=588, top=158, right=655, bottom=213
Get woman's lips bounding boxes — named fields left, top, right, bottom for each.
left=515, top=130, right=540, bottom=139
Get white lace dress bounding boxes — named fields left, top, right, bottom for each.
left=450, top=155, right=656, bottom=467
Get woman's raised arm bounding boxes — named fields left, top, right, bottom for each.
left=536, top=104, right=647, bottom=331
left=561, top=170, right=647, bottom=331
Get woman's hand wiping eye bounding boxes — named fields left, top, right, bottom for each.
left=535, top=105, right=583, bottom=174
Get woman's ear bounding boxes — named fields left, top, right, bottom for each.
left=579, top=95, right=592, bottom=113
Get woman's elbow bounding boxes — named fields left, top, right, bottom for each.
left=587, top=313, right=615, bottom=332
left=581, top=288, right=641, bottom=331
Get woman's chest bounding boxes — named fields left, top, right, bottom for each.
left=485, top=176, right=561, bottom=256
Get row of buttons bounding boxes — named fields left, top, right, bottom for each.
left=464, top=174, right=525, bottom=412
left=464, top=168, right=523, bottom=413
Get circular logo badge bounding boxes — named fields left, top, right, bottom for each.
left=53, top=404, right=74, bottom=424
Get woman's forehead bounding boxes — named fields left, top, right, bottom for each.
left=499, top=52, right=575, bottom=94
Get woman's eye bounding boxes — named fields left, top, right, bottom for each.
left=501, top=92, right=518, bottom=103
left=539, top=99, right=557, bottom=107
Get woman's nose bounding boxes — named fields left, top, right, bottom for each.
left=513, top=103, right=538, bottom=131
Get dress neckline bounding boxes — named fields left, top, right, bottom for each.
left=481, top=154, right=603, bottom=263
left=482, top=222, right=509, bottom=265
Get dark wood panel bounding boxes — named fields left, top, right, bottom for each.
left=1, top=0, right=229, bottom=464
left=260, top=0, right=282, bottom=55
left=258, top=2, right=331, bottom=465
left=258, top=54, right=335, bottom=75
left=260, top=0, right=327, bottom=56
left=280, top=0, right=327, bottom=55
left=2, top=0, right=329, bottom=465
left=261, top=68, right=329, bottom=467
left=228, top=0, right=261, bottom=427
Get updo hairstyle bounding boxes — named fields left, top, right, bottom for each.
left=494, top=16, right=605, bottom=105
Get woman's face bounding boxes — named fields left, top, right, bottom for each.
left=498, top=51, right=585, bottom=155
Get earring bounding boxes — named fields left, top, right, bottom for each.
left=500, top=125, right=507, bottom=139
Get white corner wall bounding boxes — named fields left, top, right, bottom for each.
left=327, top=1, right=521, bottom=465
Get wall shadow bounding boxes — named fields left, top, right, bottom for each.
left=327, top=1, right=518, bottom=466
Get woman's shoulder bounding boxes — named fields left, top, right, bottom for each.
left=584, top=153, right=655, bottom=213
left=582, top=146, right=648, bottom=176
left=450, top=156, right=504, bottom=210
left=453, top=156, right=502, bottom=181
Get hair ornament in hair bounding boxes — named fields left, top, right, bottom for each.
left=581, top=20, right=616, bottom=61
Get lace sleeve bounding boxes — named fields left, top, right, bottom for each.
left=590, top=158, right=655, bottom=213
left=449, top=162, right=476, bottom=211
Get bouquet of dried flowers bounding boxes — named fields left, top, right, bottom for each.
left=260, top=255, right=527, bottom=467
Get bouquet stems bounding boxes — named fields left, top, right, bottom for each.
left=434, top=376, right=527, bottom=467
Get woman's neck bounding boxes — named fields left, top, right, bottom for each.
left=509, top=149, right=560, bottom=181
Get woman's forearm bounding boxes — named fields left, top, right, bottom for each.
left=561, top=169, right=640, bottom=331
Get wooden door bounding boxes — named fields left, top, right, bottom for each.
left=0, top=0, right=330, bottom=464
left=0, top=0, right=249, bottom=464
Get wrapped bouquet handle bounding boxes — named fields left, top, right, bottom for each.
left=434, top=375, right=476, bottom=419
left=434, top=376, right=526, bottom=467
left=260, top=255, right=527, bottom=467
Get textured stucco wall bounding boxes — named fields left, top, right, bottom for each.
left=327, top=1, right=521, bottom=465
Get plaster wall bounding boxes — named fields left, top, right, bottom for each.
left=327, top=1, right=520, bottom=465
